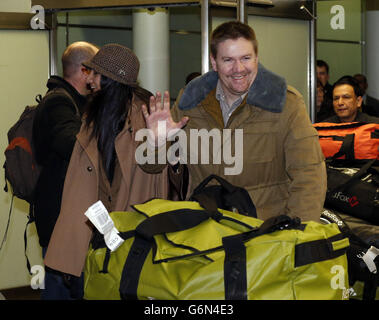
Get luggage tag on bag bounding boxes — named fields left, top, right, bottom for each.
left=361, top=246, right=379, bottom=274
left=85, top=200, right=124, bottom=252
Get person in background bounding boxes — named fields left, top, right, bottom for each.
left=43, top=44, right=181, bottom=280
left=316, top=79, right=334, bottom=122
left=142, top=21, right=327, bottom=222
left=323, top=75, right=379, bottom=124
left=33, top=41, right=99, bottom=300
left=317, top=59, right=333, bottom=101
left=353, top=73, right=379, bottom=117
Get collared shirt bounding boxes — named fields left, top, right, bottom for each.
left=216, top=81, right=248, bottom=126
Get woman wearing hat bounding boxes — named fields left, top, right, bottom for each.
left=43, top=44, right=185, bottom=282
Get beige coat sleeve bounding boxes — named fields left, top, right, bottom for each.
left=283, top=91, right=327, bottom=222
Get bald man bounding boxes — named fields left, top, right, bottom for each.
left=32, top=41, right=98, bottom=300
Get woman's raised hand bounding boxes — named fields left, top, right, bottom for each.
left=141, top=91, right=189, bottom=147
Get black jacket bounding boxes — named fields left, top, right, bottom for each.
left=362, top=95, right=379, bottom=117
left=33, top=76, right=87, bottom=247
left=324, top=82, right=333, bottom=101
left=322, top=111, right=379, bottom=124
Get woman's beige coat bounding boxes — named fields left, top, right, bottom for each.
left=44, top=95, right=169, bottom=277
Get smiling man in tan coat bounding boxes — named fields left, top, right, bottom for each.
left=143, top=21, right=327, bottom=222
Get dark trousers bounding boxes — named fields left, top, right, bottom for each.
left=41, top=247, right=84, bottom=300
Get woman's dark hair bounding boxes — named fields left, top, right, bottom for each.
left=85, top=75, right=153, bottom=183
left=85, top=75, right=135, bottom=183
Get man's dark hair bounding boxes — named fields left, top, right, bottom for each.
left=210, top=21, right=258, bottom=58
left=333, top=75, right=363, bottom=97
left=317, top=60, right=329, bottom=74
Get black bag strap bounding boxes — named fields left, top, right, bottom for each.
left=328, top=158, right=377, bottom=193
left=190, top=174, right=257, bottom=218
left=192, top=174, right=236, bottom=195
left=331, top=134, right=355, bottom=160
left=24, top=204, right=36, bottom=275
left=314, top=122, right=367, bottom=131
left=35, top=94, right=42, bottom=104
left=190, top=192, right=221, bottom=219
left=135, top=209, right=221, bottom=240
left=223, top=235, right=247, bottom=300
left=3, top=162, right=8, bottom=194
left=119, top=236, right=152, bottom=300
left=320, top=210, right=370, bottom=249
left=0, top=194, right=14, bottom=255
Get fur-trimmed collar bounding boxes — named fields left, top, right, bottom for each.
left=178, top=63, right=287, bottom=113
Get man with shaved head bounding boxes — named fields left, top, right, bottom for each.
left=32, top=41, right=98, bottom=300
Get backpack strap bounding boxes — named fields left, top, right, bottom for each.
left=0, top=194, right=14, bottom=254
left=24, top=204, right=35, bottom=275
left=3, top=162, right=8, bottom=193
left=35, top=94, right=42, bottom=104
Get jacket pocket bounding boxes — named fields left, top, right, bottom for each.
left=243, top=123, right=277, bottom=163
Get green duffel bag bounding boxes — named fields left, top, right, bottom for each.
left=84, top=199, right=350, bottom=300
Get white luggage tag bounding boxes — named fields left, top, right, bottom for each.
left=85, top=200, right=124, bottom=252
left=361, top=246, right=379, bottom=274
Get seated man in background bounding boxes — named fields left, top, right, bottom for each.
left=323, top=76, right=379, bottom=124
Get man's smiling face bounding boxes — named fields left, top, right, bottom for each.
left=210, top=37, right=258, bottom=104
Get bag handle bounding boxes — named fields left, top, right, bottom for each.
left=191, top=174, right=236, bottom=195
left=320, top=210, right=370, bottom=249
left=135, top=208, right=221, bottom=240
left=190, top=174, right=257, bottom=218
left=329, top=158, right=376, bottom=193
